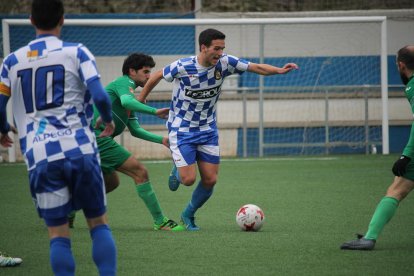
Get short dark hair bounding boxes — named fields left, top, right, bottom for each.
left=122, top=53, right=156, bottom=75
left=397, top=46, right=414, bottom=71
left=198, top=28, right=225, bottom=51
left=31, top=0, right=64, bottom=30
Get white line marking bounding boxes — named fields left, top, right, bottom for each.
left=142, top=157, right=339, bottom=164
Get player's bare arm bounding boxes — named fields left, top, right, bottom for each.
left=248, top=62, right=298, bottom=75
left=138, top=69, right=163, bottom=102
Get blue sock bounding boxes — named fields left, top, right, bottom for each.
left=50, top=237, right=75, bottom=276
left=90, top=224, right=117, bottom=276
left=183, top=181, right=213, bottom=217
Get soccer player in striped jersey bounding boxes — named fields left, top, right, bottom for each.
left=139, top=28, right=298, bottom=230
left=0, top=0, right=117, bottom=274
left=341, top=46, right=414, bottom=250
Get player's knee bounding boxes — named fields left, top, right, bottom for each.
left=386, top=182, right=411, bottom=201
left=132, top=166, right=149, bottom=184
left=386, top=189, right=408, bottom=201
left=86, top=215, right=108, bottom=230
left=104, top=174, right=120, bottom=194
left=181, top=175, right=196, bottom=186
left=105, top=181, right=119, bottom=194
left=202, top=177, right=217, bottom=187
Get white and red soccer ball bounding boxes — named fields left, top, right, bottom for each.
left=236, top=204, right=265, bottom=231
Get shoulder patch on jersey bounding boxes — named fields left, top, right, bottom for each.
left=27, top=49, right=48, bottom=61
left=27, top=49, right=39, bottom=58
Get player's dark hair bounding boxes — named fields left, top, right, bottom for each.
left=31, top=0, right=64, bottom=30
left=198, top=28, right=225, bottom=51
left=397, top=46, right=414, bottom=71
left=122, top=53, right=156, bottom=75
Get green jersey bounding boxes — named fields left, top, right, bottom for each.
left=402, top=75, right=414, bottom=158
left=93, top=75, right=157, bottom=138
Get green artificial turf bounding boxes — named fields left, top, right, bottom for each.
left=1, top=155, right=414, bottom=275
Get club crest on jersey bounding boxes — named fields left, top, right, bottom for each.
left=185, top=85, right=221, bottom=99
left=214, top=68, right=222, bottom=80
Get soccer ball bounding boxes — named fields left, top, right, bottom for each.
left=236, top=204, right=265, bottom=231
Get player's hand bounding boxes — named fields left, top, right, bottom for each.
left=280, top=63, right=299, bottom=74
left=392, top=155, right=411, bottom=176
left=99, top=121, right=115, bottom=137
left=0, top=134, right=13, bottom=147
left=162, top=136, right=169, bottom=148
left=156, top=108, right=169, bottom=119
left=0, top=126, right=17, bottom=148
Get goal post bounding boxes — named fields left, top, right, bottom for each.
left=2, top=16, right=389, bottom=161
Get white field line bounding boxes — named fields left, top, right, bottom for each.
left=143, top=157, right=339, bottom=164
left=0, top=157, right=339, bottom=166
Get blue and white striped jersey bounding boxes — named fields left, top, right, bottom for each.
left=0, top=35, right=100, bottom=170
left=163, top=54, right=249, bottom=132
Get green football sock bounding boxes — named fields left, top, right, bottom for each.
left=364, top=196, right=399, bottom=240
left=135, top=181, right=164, bottom=225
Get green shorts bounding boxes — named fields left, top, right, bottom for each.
left=97, top=136, right=131, bottom=174
left=403, top=161, right=414, bottom=181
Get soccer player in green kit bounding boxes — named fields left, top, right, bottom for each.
left=341, top=45, right=414, bottom=250
left=70, top=53, right=185, bottom=231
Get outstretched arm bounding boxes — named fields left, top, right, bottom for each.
left=137, top=69, right=164, bottom=102
left=247, top=62, right=298, bottom=75
left=120, top=93, right=157, bottom=115
left=127, top=118, right=168, bottom=148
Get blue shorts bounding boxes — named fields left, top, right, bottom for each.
left=29, top=154, right=107, bottom=225
left=169, top=129, right=220, bottom=167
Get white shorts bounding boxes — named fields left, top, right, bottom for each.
left=169, top=129, right=220, bottom=167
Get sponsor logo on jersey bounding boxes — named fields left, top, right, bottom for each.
left=33, top=129, right=73, bottom=143
left=185, top=85, right=221, bottom=99
left=214, top=68, right=222, bottom=80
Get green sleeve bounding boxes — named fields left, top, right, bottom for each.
left=403, top=122, right=414, bottom=158
left=402, top=78, right=414, bottom=158
left=120, top=94, right=157, bottom=115
left=110, top=76, right=157, bottom=115
left=127, top=118, right=163, bottom=144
